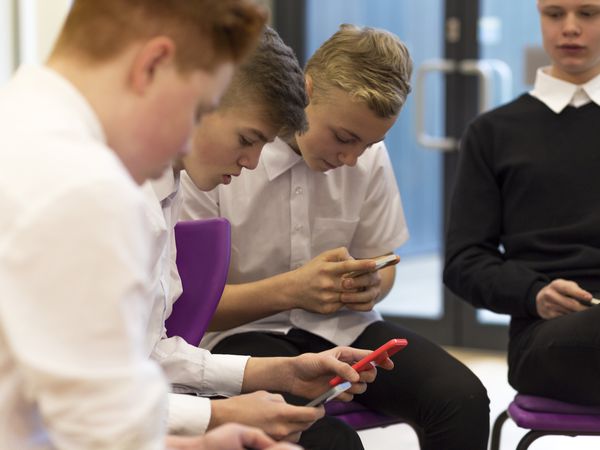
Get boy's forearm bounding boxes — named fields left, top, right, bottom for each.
left=207, top=273, right=299, bottom=331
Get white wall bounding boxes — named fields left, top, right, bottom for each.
left=18, top=0, right=71, bottom=64
left=0, top=0, right=16, bottom=82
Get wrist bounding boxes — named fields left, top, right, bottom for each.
left=243, top=357, right=292, bottom=392
left=273, top=270, right=301, bottom=310
left=207, top=399, right=229, bottom=431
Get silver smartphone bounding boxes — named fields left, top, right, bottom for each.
left=305, top=381, right=352, bottom=407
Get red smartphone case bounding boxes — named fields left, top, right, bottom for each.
left=329, top=338, right=408, bottom=386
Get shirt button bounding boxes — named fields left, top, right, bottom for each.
left=295, top=186, right=303, bottom=195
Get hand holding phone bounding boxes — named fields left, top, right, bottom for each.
left=345, top=254, right=400, bottom=278
left=329, top=338, right=408, bottom=387
left=305, top=381, right=352, bottom=407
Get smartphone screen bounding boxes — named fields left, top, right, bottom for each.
left=305, top=381, right=352, bottom=407
left=345, top=254, right=400, bottom=278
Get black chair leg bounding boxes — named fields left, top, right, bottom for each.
left=490, top=410, right=509, bottom=450
left=516, top=430, right=546, bottom=450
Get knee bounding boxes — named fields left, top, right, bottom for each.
left=424, top=371, right=490, bottom=419
left=300, top=417, right=364, bottom=450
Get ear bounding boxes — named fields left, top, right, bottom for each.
left=130, top=36, right=176, bottom=95
left=305, top=74, right=313, bottom=101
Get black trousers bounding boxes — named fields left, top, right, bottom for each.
left=508, top=305, right=600, bottom=405
left=213, top=321, right=490, bottom=450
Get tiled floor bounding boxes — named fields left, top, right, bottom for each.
left=357, top=347, right=600, bottom=449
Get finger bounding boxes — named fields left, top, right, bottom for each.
left=358, top=365, right=377, bottom=383
left=553, top=279, right=591, bottom=300
left=341, top=271, right=379, bottom=290
left=330, top=258, right=377, bottom=277
left=241, top=427, right=279, bottom=449
left=320, top=247, right=353, bottom=262
left=551, top=294, right=587, bottom=313
left=547, top=303, right=571, bottom=318
left=375, top=357, right=394, bottom=371
left=283, top=431, right=303, bottom=444
left=340, top=288, right=377, bottom=304
left=335, top=391, right=355, bottom=402
left=286, top=404, right=325, bottom=423
left=329, top=346, right=372, bottom=365
left=346, top=302, right=377, bottom=312
left=348, top=382, right=367, bottom=395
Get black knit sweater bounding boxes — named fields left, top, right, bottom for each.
left=444, top=94, right=600, bottom=336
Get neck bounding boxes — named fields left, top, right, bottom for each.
left=46, top=50, right=145, bottom=184
left=287, top=135, right=302, bottom=156
left=550, top=65, right=600, bottom=85
left=172, top=158, right=184, bottom=175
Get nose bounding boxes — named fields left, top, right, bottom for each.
left=563, top=12, right=581, bottom=36
left=239, top=146, right=262, bottom=171
left=337, top=148, right=362, bottom=167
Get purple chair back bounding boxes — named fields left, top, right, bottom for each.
left=491, top=394, right=600, bottom=450
left=165, top=218, right=231, bottom=346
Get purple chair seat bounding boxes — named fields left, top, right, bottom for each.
left=325, top=400, right=400, bottom=431
left=508, top=395, right=600, bottom=433
left=491, top=394, right=600, bottom=450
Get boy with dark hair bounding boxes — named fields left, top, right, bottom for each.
left=144, top=28, right=387, bottom=447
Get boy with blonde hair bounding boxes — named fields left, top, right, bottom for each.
left=182, top=24, right=490, bottom=450
left=0, top=1, right=273, bottom=449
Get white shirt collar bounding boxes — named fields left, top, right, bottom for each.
left=530, top=66, right=600, bottom=113
left=150, top=166, right=180, bottom=203
left=261, top=137, right=304, bottom=181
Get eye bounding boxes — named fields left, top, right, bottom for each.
left=334, top=133, right=354, bottom=144
left=543, top=8, right=564, bottom=19
left=238, top=135, right=254, bottom=147
left=580, top=8, right=600, bottom=18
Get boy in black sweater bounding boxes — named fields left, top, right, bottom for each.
left=445, top=0, right=600, bottom=404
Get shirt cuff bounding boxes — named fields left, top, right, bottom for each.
left=202, top=354, right=249, bottom=396
left=167, top=393, right=211, bottom=435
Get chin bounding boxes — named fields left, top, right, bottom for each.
left=147, top=165, right=170, bottom=181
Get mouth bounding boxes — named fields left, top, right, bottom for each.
left=558, top=44, right=585, bottom=51
left=221, top=172, right=241, bottom=184
left=323, top=160, right=338, bottom=170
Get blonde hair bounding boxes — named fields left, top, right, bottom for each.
left=52, top=0, right=268, bottom=72
left=305, top=24, right=413, bottom=118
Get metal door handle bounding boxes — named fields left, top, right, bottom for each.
left=415, top=58, right=513, bottom=152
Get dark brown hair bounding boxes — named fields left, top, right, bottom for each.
left=219, top=27, right=308, bottom=138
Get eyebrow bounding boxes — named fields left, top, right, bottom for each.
left=247, top=128, right=269, bottom=143
left=196, top=103, right=219, bottom=118
left=338, top=127, right=363, bottom=142
left=338, top=127, right=387, bottom=146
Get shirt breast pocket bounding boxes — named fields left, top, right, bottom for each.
left=311, top=217, right=359, bottom=257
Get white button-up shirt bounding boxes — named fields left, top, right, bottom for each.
left=530, top=67, right=600, bottom=113
left=0, top=66, right=167, bottom=449
left=143, top=171, right=249, bottom=435
left=180, top=138, right=408, bottom=350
